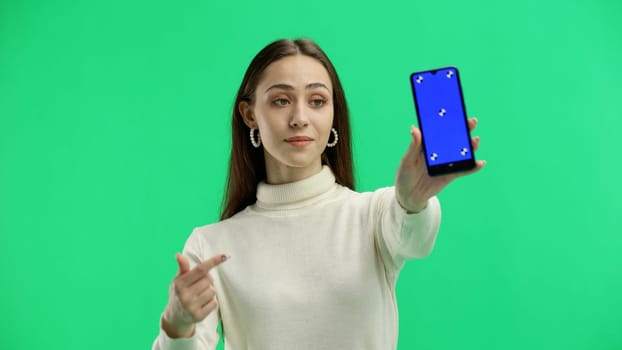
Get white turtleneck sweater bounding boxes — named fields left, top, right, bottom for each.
left=153, top=166, right=441, bottom=350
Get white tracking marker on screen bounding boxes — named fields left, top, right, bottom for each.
left=416, top=75, right=424, bottom=84
left=446, top=70, right=454, bottom=78
left=439, top=108, right=446, bottom=117
left=460, top=148, right=469, bottom=156
left=430, top=153, right=438, bottom=161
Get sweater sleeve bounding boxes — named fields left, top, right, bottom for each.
left=152, top=229, right=221, bottom=350
left=372, top=187, right=442, bottom=274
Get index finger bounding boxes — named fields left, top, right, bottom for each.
left=468, top=117, right=477, bottom=131
left=180, top=254, right=229, bottom=285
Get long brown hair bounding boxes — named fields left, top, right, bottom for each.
left=220, top=38, right=354, bottom=220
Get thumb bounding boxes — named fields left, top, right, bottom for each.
left=403, top=125, right=423, bottom=165
left=176, top=253, right=191, bottom=275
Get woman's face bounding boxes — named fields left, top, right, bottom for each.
left=241, top=54, right=334, bottom=183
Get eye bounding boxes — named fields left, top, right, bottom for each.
left=310, top=98, right=327, bottom=107
left=272, top=98, right=290, bottom=107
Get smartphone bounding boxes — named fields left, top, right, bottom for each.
left=409, top=66, right=476, bottom=176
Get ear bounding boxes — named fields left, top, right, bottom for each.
left=238, top=101, right=258, bottom=129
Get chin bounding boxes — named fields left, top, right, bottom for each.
left=276, top=154, right=321, bottom=169
left=265, top=146, right=323, bottom=170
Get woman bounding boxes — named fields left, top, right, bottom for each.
left=153, top=38, right=484, bottom=350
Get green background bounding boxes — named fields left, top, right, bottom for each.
left=1, top=0, right=621, bottom=349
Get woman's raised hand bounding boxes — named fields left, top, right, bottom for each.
left=395, top=117, right=485, bottom=213
left=161, top=253, right=229, bottom=338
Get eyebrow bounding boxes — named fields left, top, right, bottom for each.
left=264, top=82, right=331, bottom=93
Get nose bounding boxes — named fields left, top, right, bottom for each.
left=289, top=103, right=309, bottom=128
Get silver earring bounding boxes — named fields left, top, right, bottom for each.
left=327, top=128, right=339, bottom=148
left=250, top=128, right=261, bottom=148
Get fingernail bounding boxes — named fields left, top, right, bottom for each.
left=222, top=254, right=231, bottom=262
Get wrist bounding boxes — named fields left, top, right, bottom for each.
left=161, top=315, right=195, bottom=339
left=406, top=204, right=427, bottom=214
left=397, top=198, right=428, bottom=214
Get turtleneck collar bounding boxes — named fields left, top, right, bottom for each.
left=255, top=165, right=336, bottom=209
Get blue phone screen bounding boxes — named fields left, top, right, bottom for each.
left=410, top=67, right=473, bottom=167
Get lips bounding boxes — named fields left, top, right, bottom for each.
left=285, top=136, right=314, bottom=142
